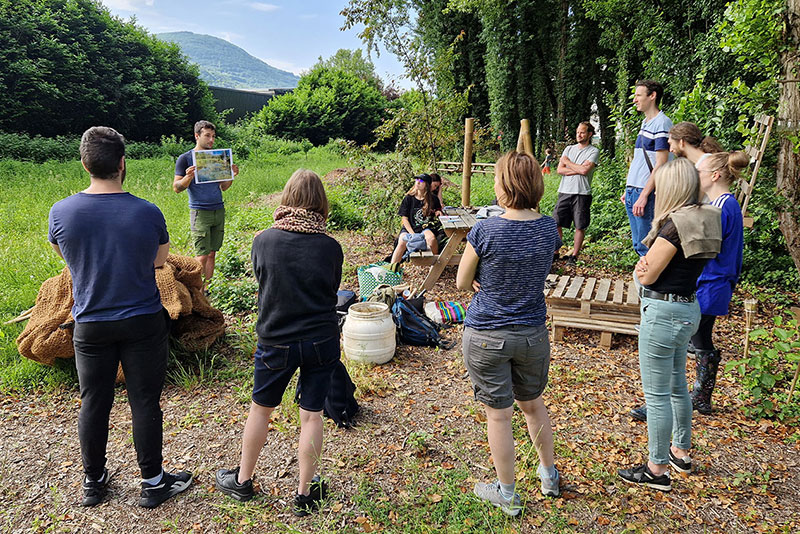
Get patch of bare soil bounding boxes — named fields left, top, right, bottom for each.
left=1, top=232, right=798, bottom=533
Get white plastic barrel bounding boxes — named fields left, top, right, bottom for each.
left=342, top=302, right=396, bottom=364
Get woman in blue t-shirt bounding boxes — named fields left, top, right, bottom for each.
left=691, top=151, right=748, bottom=414
left=456, top=151, right=562, bottom=516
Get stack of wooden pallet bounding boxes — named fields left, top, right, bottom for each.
left=544, top=274, right=640, bottom=348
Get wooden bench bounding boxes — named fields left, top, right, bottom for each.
left=408, top=250, right=462, bottom=267
left=544, top=274, right=640, bottom=348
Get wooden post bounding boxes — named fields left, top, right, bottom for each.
left=462, top=118, right=474, bottom=207
left=743, top=299, right=758, bottom=357
left=518, top=119, right=533, bottom=155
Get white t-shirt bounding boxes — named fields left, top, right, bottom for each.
left=557, top=143, right=600, bottom=195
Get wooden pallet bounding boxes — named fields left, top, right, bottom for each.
left=543, top=274, right=640, bottom=348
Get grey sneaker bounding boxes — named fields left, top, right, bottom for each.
left=473, top=480, right=523, bottom=517
left=538, top=465, right=560, bottom=497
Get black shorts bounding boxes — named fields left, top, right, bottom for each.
left=553, top=193, right=592, bottom=230
left=252, top=335, right=340, bottom=412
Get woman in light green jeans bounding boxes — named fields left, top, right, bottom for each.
left=618, top=158, right=721, bottom=492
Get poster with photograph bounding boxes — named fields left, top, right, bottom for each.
left=192, top=148, right=234, bottom=184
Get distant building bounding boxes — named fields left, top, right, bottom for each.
left=208, top=86, right=294, bottom=123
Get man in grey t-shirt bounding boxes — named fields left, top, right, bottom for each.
left=553, top=121, right=600, bottom=264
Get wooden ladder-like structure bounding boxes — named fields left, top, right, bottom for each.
left=544, top=274, right=640, bottom=349
left=737, top=114, right=774, bottom=228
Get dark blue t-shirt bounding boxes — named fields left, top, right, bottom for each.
left=465, top=215, right=561, bottom=329
left=175, top=150, right=225, bottom=211
left=48, top=192, right=169, bottom=322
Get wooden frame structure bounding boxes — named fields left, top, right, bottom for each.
left=737, top=114, right=774, bottom=228
left=435, top=118, right=535, bottom=207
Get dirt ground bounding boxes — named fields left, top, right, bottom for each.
left=1, top=232, right=799, bottom=533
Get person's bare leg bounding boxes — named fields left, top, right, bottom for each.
left=390, top=238, right=407, bottom=263
left=297, top=409, right=324, bottom=495
left=516, top=397, right=555, bottom=468
left=424, top=230, right=438, bottom=255
left=571, top=229, right=585, bottom=258
left=238, top=402, right=275, bottom=483
left=485, top=405, right=515, bottom=484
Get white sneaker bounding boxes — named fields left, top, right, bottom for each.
left=473, top=480, right=523, bottom=517
left=538, top=465, right=561, bottom=497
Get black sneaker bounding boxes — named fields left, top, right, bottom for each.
left=139, top=470, right=193, bottom=508
left=82, top=468, right=108, bottom=507
left=293, top=475, right=328, bottom=517
left=565, top=255, right=577, bottom=266
left=215, top=467, right=254, bottom=501
left=668, top=450, right=692, bottom=474
left=629, top=405, right=647, bottom=421
left=618, top=463, right=671, bottom=492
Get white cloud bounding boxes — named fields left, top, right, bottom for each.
left=259, top=57, right=305, bottom=76
left=248, top=2, right=279, bottom=11
left=215, top=31, right=246, bottom=43
left=101, top=0, right=153, bottom=11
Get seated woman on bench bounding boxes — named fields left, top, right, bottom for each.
left=390, top=174, right=443, bottom=263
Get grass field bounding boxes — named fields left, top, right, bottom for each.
left=0, top=146, right=352, bottom=390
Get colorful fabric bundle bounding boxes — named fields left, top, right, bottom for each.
left=424, top=301, right=466, bottom=325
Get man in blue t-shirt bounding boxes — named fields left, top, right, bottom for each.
left=622, top=80, right=672, bottom=256
left=48, top=127, right=192, bottom=508
left=173, top=120, right=239, bottom=290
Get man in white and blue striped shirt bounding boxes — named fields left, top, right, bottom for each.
left=622, top=80, right=673, bottom=256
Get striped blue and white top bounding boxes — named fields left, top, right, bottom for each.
left=464, top=215, right=561, bottom=329
left=626, top=111, right=673, bottom=189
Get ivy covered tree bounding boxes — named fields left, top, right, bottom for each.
left=0, top=0, right=215, bottom=141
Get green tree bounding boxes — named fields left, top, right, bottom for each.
left=0, top=0, right=215, bottom=141
left=255, top=65, right=388, bottom=145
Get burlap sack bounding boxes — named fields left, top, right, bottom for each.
left=16, top=255, right=225, bottom=366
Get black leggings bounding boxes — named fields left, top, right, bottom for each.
left=73, top=309, right=169, bottom=479
left=690, top=314, right=717, bottom=352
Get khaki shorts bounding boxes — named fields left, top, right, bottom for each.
left=190, top=208, right=225, bottom=256
left=462, top=324, right=550, bottom=409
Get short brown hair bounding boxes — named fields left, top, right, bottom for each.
left=635, top=80, right=664, bottom=107
left=579, top=121, right=595, bottom=136
left=281, top=169, right=329, bottom=218
left=79, top=126, right=125, bottom=179
left=494, top=151, right=544, bottom=210
left=670, top=122, right=724, bottom=153
left=194, top=120, right=216, bottom=135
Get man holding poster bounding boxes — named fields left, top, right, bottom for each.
left=174, top=120, right=239, bottom=291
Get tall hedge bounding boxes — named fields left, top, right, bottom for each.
left=0, top=0, right=216, bottom=141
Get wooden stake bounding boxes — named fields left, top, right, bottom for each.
left=785, top=307, right=800, bottom=409
left=461, top=118, right=474, bottom=208
left=4, top=306, right=34, bottom=325
left=743, top=299, right=758, bottom=357
left=518, top=119, right=533, bottom=155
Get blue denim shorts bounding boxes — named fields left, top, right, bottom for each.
left=252, top=335, right=340, bottom=412
left=462, top=324, right=550, bottom=409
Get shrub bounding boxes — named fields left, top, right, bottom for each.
left=726, top=314, right=800, bottom=421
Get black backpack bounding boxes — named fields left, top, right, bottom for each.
left=295, top=360, right=360, bottom=429
left=391, top=296, right=456, bottom=349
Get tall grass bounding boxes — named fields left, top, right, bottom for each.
left=0, top=145, right=348, bottom=392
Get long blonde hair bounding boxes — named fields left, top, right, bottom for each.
left=650, top=158, right=700, bottom=236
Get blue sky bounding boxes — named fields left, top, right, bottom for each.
left=100, top=0, right=409, bottom=87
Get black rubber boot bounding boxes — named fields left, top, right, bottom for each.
left=692, top=349, right=721, bottom=415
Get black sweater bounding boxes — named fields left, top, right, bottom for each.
left=252, top=228, right=343, bottom=346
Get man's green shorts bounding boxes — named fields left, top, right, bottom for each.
left=190, top=208, right=225, bottom=256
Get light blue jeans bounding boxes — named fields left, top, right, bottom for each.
left=638, top=296, right=700, bottom=465
left=625, top=186, right=655, bottom=257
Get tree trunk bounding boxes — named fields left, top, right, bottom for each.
left=556, top=0, right=568, bottom=140
left=777, top=0, right=800, bottom=275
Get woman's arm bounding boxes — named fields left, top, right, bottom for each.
left=401, top=216, right=414, bottom=234
left=633, top=237, right=677, bottom=286
left=456, top=242, right=480, bottom=291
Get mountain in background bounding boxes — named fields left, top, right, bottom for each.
left=158, top=31, right=299, bottom=89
